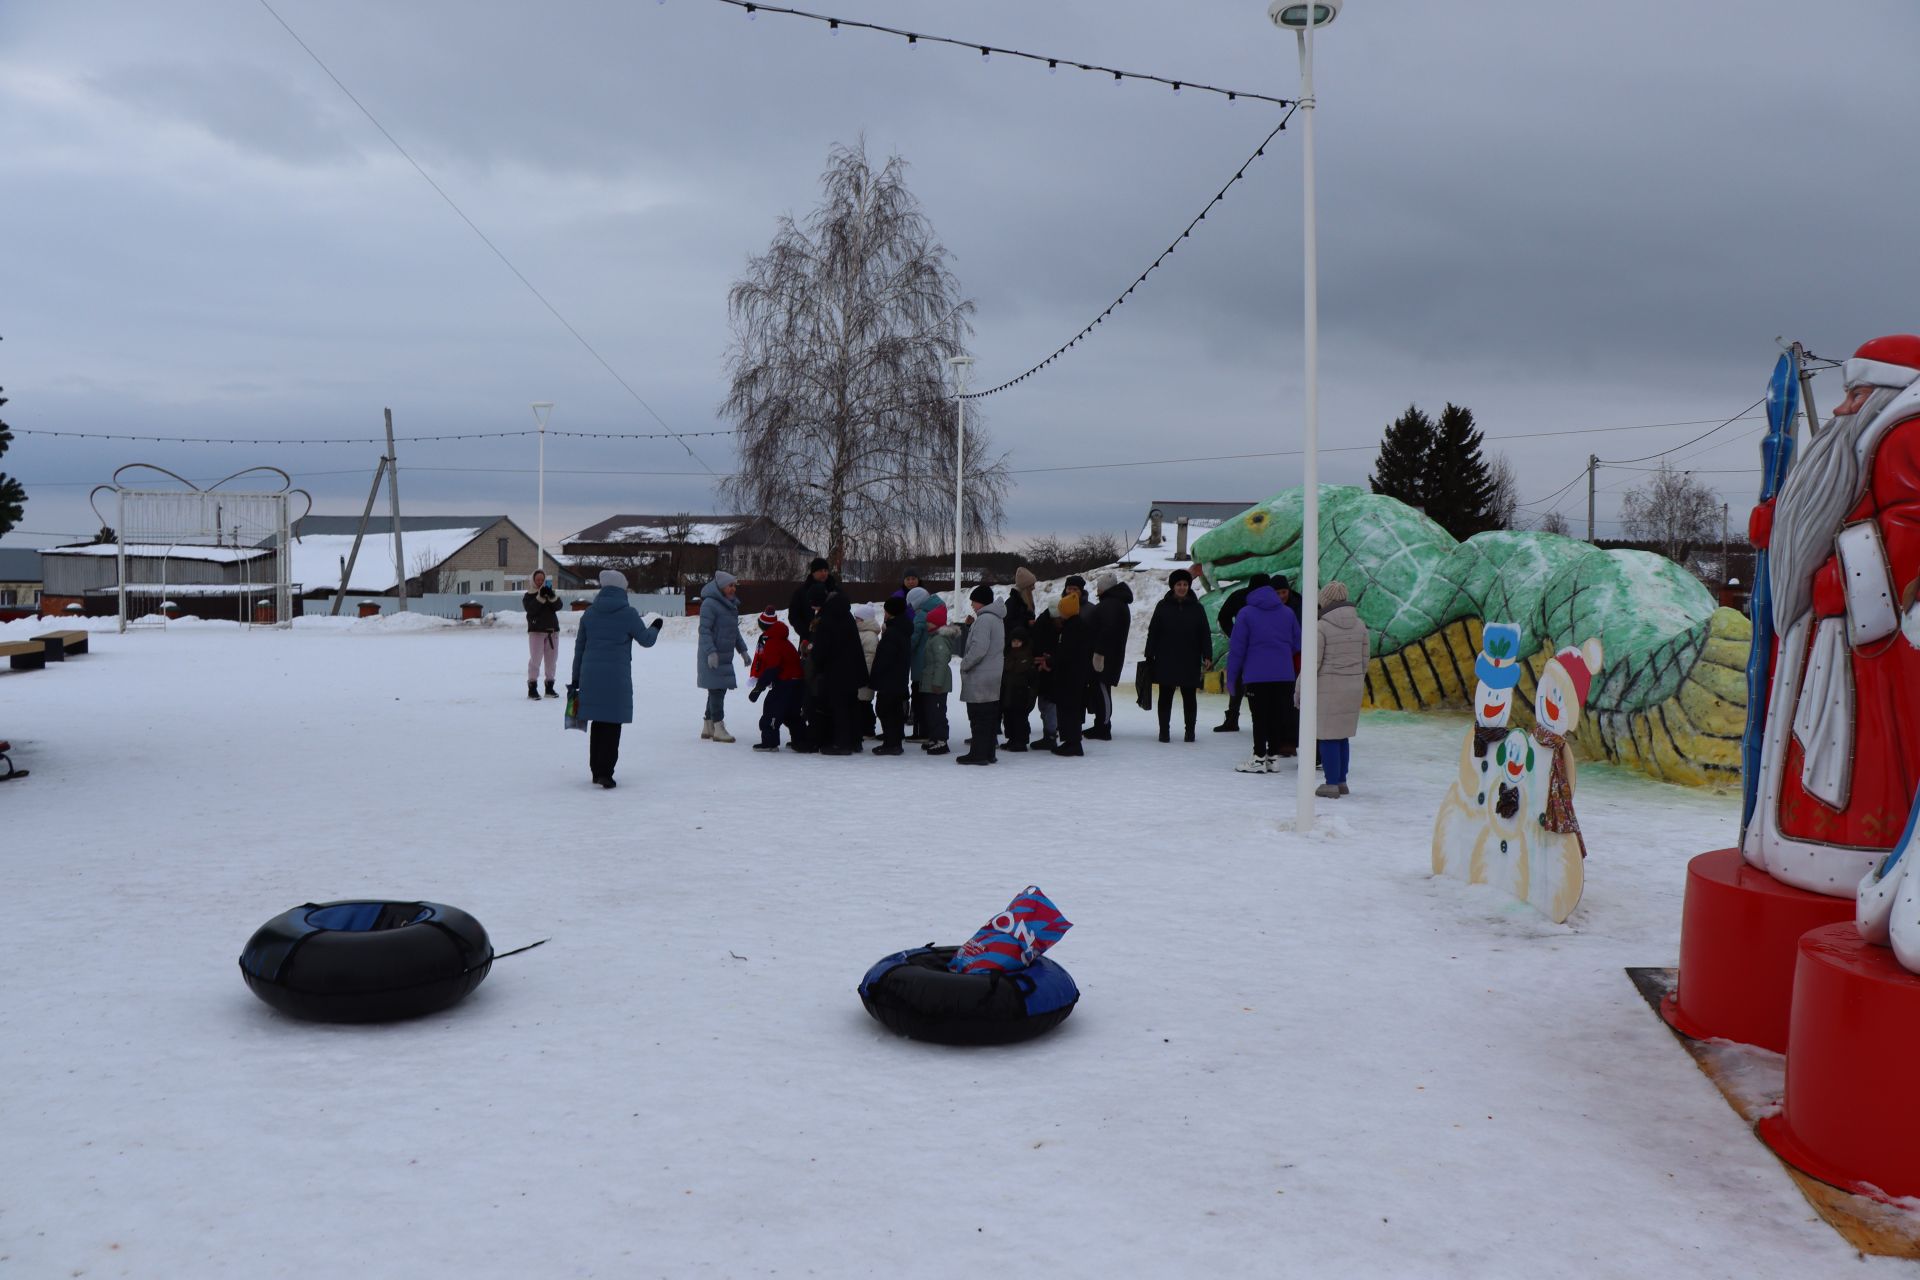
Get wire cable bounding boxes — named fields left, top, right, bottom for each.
left=964, top=113, right=1294, bottom=399
left=1597, top=397, right=1764, bottom=466
left=253, top=0, right=716, bottom=471
left=705, top=0, right=1291, bottom=107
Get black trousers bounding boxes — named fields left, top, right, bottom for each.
left=1246, top=682, right=1284, bottom=757
left=589, top=721, right=622, bottom=779
left=1054, top=693, right=1086, bottom=749
left=914, top=692, right=950, bottom=744
left=1277, top=680, right=1299, bottom=752
left=1088, top=678, right=1113, bottom=731
left=965, top=699, right=1001, bottom=760
left=1157, top=683, right=1198, bottom=733
left=1002, top=674, right=1036, bottom=747
left=1222, top=691, right=1243, bottom=725
left=877, top=693, right=907, bottom=746
left=826, top=695, right=861, bottom=752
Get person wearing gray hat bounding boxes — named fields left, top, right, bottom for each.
left=1085, top=573, right=1133, bottom=740
left=570, top=568, right=665, bottom=788
left=697, top=571, right=751, bottom=742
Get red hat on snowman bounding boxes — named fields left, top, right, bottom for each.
left=1547, top=643, right=1598, bottom=706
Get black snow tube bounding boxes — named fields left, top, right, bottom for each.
left=239, top=900, right=493, bottom=1023
left=858, top=945, right=1079, bottom=1046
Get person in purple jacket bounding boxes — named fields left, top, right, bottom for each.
left=1226, top=580, right=1303, bottom=775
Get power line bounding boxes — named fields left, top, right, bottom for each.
left=704, top=0, right=1292, bottom=108
left=17, top=426, right=738, bottom=445
left=966, top=113, right=1294, bottom=400
left=252, top=0, right=718, bottom=472
left=1597, top=397, right=1764, bottom=466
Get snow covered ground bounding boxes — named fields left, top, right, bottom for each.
left=0, top=621, right=1902, bottom=1278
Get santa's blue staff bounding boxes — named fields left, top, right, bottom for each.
left=1740, top=350, right=1802, bottom=841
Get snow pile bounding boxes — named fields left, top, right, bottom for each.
left=347, top=610, right=458, bottom=634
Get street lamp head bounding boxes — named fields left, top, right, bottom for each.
left=948, top=356, right=975, bottom=368
left=530, top=401, right=554, bottom=409
left=1270, top=0, right=1340, bottom=30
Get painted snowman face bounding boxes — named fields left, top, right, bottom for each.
left=1496, top=729, right=1534, bottom=786
left=1535, top=662, right=1579, bottom=736
left=1475, top=680, right=1513, bottom=727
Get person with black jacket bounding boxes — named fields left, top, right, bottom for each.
left=522, top=569, right=564, bottom=700
left=809, top=592, right=869, bottom=755
left=1028, top=604, right=1061, bottom=751
left=1049, top=587, right=1094, bottom=756
left=1210, top=572, right=1271, bottom=732
left=1143, top=568, right=1214, bottom=743
left=869, top=597, right=914, bottom=755
left=787, top=558, right=836, bottom=639
left=1001, top=567, right=1039, bottom=751
left=1085, top=573, right=1133, bottom=740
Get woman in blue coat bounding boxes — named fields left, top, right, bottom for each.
left=697, top=570, right=752, bottom=743
left=1225, top=582, right=1303, bottom=774
left=570, top=569, right=663, bottom=789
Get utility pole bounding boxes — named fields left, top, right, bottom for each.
left=948, top=356, right=973, bottom=601
left=330, top=456, right=390, bottom=616
left=1586, top=454, right=1599, bottom=542
left=1721, top=501, right=1730, bottom=592
left=385, top=408, right=408, bottom=611
left=531, top=402, right=553, bottom=585
left=1792, top=341, right=1820, bottom=436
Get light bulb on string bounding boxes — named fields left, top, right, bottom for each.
left=1047, top=59, right=1057, bottom=74
left=1172, top=82, right=1182, bottom=95
left=744, top=3, right=756, bottom=16
left=828, top=18, right=839, bottom=33
left=980, top=46, right=990, bottom=62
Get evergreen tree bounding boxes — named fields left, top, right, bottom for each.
left=1423, top=402, right=1499, bottom=540
left=0, top=357, right=25, bottom=540
left=1368, top=404, right=1435, bottom=511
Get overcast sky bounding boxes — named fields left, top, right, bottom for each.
left=3, top=0, right=1915, bottom=556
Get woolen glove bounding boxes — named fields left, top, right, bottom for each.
left=650, top=618, right=664, bottom=630
left=1092, top=654, right=1105, bottom=674
left=707, top=652, right=719, bottom=669
left=748, top=685, right=763, bottom=703
left=857, top=687, right=873, bottom=702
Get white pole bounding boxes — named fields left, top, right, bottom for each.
left=531, top=402, right=554, bottom=586
left=950, top=357, right=973, bottom=605
left=1295, top=14, right=1322, bottom=829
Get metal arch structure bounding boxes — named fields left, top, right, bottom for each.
left=88, top=465, right=314, bottom=633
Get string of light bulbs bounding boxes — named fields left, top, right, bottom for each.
left=963, top=112, right=1294, bottom=400
left=700, top=0, right=1292, bottom=108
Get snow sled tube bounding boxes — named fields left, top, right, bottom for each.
left=858, top=945, right=1078, bottom=1046
left=239, top=900, right=493, bottom=1023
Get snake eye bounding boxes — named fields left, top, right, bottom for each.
left=1247, top=511, right=1268, bottom=528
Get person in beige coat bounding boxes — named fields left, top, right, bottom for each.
left=1299, top=581, right=1369, bottom=798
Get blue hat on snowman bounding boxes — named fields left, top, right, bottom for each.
left=1474, top=622, right=1525, bottom=690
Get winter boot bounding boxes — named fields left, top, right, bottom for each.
left=1338, top=783, right=1350, bottom=796
left=925, top=742, right=950, bottom=756
left=1033, top=736, right=1059, bottom=752
left=1158, top=727, right=1171, bottom=744
left=711, top=720, right=736, bottom=744
left=528, top=681, right=540, bottom=701
left=1184, top=723, right=1196, bottom=743
left=1315, top=782, right=1342, bottom=799
left=1051, top=741, right=1084, bottom=757
left=544, top=680, right=558, bottom=699
left=873, top=743, right=904, bottom=757
left=752, top=742, right=780, bottom=753
left=701, top=719, right=714, bottom=740
left=1213, top=717, right=1240, bottom=733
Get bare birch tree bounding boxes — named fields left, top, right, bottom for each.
left=1621, top=462, right=1721, bottom=564
left=721, top=140, right=1008, bottom=567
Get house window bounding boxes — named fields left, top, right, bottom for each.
left=458, top=581, right=471, bottom=595
left=497, top=538, right=509, bottom=567
left=481, top=580, right=494, bottom=593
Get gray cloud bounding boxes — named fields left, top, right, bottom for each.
left=3, top=0, right=1916, bottom=550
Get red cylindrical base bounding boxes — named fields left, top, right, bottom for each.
left=1758, top=924, right=1920, bottom=1200
left=1660, top=848, right=1854, bottom=1053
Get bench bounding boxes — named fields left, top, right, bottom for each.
left=31, top=630, right=89, bottom=661
left=0, top=640, right=47, bottom=671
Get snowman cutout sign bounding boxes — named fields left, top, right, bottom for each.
left=1521, top=639, right=1603, bottom=922
left=1432, top=623, right=1524, bottom=882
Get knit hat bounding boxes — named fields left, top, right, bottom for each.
left=883, top=596, right=904, bottom=617
left=853, top=603, right=876, bottom=622
left=1014, top=567, right=1036, bottom=592
left=1249, top=572, right=1272, bottom=590
left=1273, top=574, right=1291, bottom=592
left=969, top=584, right=995, bottom=605
left=1056, top=591, right=1081, bottom=620
left=1318, top=581, right=1348, bottom=609
left=1064, top=575, right=1086, bottom=591
left=905, top=587, right=930, bottom=608
left=1098, top=572, right=1120, bottom=593
left=1168, top=568, right=1192, bottom=587
left=1548, top=640, right=1604, bottom=706
left=809, top=557, right=831, bottom=574
left=713, top=570, right=737, bottom=590
left=902, top=568, right=923, bottom=583
left=598, top=569, right=628, bottom=590
left=757, top=609, right=778, bottom=628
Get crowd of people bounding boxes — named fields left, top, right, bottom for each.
left=551, top=556, right=1370, bottom=795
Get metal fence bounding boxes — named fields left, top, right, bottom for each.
left=299, top=591, right=687, bottom=620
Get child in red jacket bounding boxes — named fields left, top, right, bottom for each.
left=750, top=613, right=811, bottom=752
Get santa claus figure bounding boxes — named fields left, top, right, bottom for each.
left=1746, top=334, right=1920, bottom=905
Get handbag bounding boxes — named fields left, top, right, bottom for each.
left=564, top=684, right=587, bottom=732
left=1134, top=660, right=1153, bottom=711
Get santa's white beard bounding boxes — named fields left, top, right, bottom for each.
left=1769, top=385, right=1901, bottom=631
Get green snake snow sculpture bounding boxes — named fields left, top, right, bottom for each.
left=1188, top=486, right=1751, bottom=786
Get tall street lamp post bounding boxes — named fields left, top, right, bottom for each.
left=948, top=356, right=974, bottom=602
left=1270, top=0, right=1340, bottom=828
left=531, top=401, right=553, bottom=587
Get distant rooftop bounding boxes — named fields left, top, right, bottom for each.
left=0, top=547, right=42, bottom=580
left=292, top=515, right=505, bottom=537
left=1147, top=500, right=1257, bottom=523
